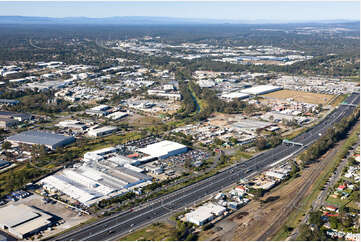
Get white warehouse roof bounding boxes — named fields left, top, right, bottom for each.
left=241, top=85, right=281, bottom=95
left=137, top=140, right=187, bottom=159
left=221, top=92, right=250, bottom=100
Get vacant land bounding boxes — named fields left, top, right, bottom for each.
left=263, top=90, right=334, bottom=104
left=118, top=222, right=176, bottom=241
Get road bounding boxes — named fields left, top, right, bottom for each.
left=53, top=93, right=359, bottom=241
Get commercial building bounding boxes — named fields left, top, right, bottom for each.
left=87, top=126, right=118, bottom=137
left=0, top=204, right=54, bottom=239
left=137, top=140, right=188, bottom=159
left=6, top=130, right=76, bottom=150
left=185, top=203, right=226, bottom=226
left=241, top=85, right=282, bottom=95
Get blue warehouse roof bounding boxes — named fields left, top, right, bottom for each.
left=7, top=130, right=75, bottom=149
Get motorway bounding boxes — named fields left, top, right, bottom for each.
left=54, top=93, right=359, bottom=241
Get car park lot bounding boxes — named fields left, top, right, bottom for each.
left=2, top=192, right=93, bottom=240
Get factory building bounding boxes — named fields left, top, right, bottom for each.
left=41, top=146, right=152, bottom=206
left=87, top=126, right=118, bottom=137
left=137, top=140, right=188, bottom=159
left=185, top=203, right=226, bottom=226
left=241, top=85, right=282, bottom=95
left=6, top=130, right=75, bottom=150
left=0, top=204, right=54, bottom=239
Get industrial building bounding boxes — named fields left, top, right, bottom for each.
left=221, top=92, right=250, bottom=100
left=0, top=111, right=33, bottom=121
left=55, top=120, right=87, bottom=131
left=0, top=118, right=18, bottom=128
left=106, top=111, right=128, bottom=120
left=241, top=85, right=282, bottom=95
left=6, top=130, right=76, bottom=150
left=230, top=119, right=273, bottom=133
left=85, top=105, right=111, bottom=116
left=0, top=204, right=54, bottom=239
left=41, top=146, right=152, bottom=206
left=185, top=203, right=226, bottom=226
left=83, top=147, right=119, bottom=162
left=137, top=140, right=188, bottom=159
left=87, top=126, right=118, bottom=137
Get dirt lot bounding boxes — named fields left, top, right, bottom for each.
left=125, top=113, right=163, bottom=127
left=6, top=193, right=93, bottom=240
left=263, top=90, right=334, bottom=105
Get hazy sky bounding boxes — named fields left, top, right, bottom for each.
left=0, top=1, right=359, bottom=21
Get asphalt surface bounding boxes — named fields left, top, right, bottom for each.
left=54, top=93, right=359, bottom=241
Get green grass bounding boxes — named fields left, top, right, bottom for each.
left=118, top=222, right=176, bottom=241
left=329, top=94, right=347, bottom=107
left=326, top=196, right=351, bottom=207
left=347, top=200, right=360, bottom=210
left=231, top=150, right=254, bottom=160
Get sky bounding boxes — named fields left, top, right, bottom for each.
left=0, top=1, right=359, bottom=21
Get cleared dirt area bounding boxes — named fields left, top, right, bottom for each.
left=263, top=90, right=334, bottom=105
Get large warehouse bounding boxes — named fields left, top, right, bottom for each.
left=41, top=151, right=152, bottom=206
left=221, top=92, right=250, bottom=100
left=6, top=130, right=75, bottom=150
left=241, top=85, right=282, bottom=95
left=0, top=204, right=54, bottom=239
left=137, top=140, right=188, bottom=159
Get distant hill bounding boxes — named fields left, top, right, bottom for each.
left=0, top=16, right=358, bottom=25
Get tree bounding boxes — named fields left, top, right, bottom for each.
left=255, top=137, right=268, bottom=151
left=2, top=141, right=12, bottom=150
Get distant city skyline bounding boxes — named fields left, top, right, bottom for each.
left=0, top=1, right=359, bottom=21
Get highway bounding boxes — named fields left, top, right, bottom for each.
left=54, top=92, right=359, bottom=241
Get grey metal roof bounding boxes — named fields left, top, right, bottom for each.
left=0, top=159, right=10, bottom=168
left=7, top=130, right=75, bottom=147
